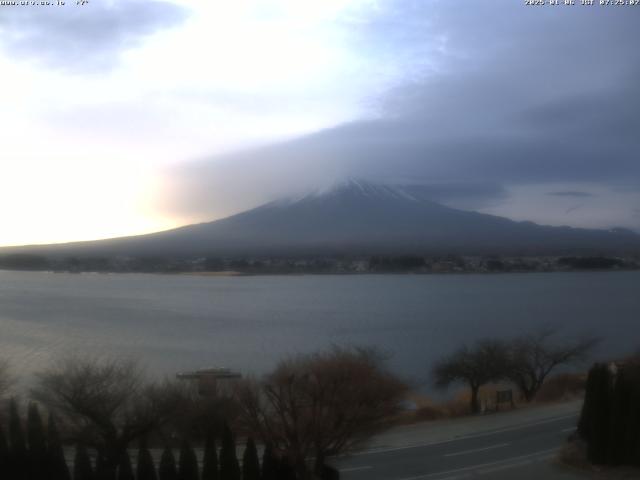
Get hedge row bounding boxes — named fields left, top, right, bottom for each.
left=0, top=401, right=337, bottom=479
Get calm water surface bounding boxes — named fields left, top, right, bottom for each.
left=0, top=270, right=638, bottom=389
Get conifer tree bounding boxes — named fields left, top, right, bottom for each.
left=608, top=367, right=626, bottom=465
left=9, top=399, right=28, bottom=480
left=201, top=433, right=218, bottom=480
left=137, top=437, right=158, bottom=480
left=159, top=447, right=179, bottom=480
left=624, top=367, right=640, bottom=466
left=586, top=364, right=612, bottom=464
left=260, top=444, right=278, bottom=480
left=242, top=437, right=260, bottom=480
left=608, top=367, right=640, bottom=466
left=95, top=451, right=109, bottom=480
left=0, top=425, right=9, bottom=479
left=73, top=444, right=95, bottom=480
left=117, top=450, right=135, bottom=480
left=98, top=449, right=120, bottom=480
left=579, top=362, right=640, bottom=467
left=577, top=364, right=597, bottom=440
left=27, top=403, right=48, bottom=480
left=178, top=439, right=199, bottom=480
left=276, top=456, right=296, bottom=480
left=47, top=413, right=71, bottom=480
left=219, top=424, right=240, bottom=480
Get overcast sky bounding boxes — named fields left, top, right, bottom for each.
left=1, top=0, right=638, bottom=246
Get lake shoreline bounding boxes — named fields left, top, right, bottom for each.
left=1, top=267, right=639, bottom=277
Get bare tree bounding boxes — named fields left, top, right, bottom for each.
left=32, top=356, right=185, bottom=478
left=433, top=340, right=509, bottom=414
left=0, top=359, right=13, bottom=399
left=506, top=329, right=599, bottom=402
left=235, top=346, right=408, bottom=480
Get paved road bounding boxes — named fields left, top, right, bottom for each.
left=332, top=405, right=586, bottom=479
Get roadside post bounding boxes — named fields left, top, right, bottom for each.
left=496, top=389, right=515, bottom=411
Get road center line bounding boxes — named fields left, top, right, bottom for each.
left=443, top=442, right=510, bottom=457
left=340, top=465, right=373, bottom=472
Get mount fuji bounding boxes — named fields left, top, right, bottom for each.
left=3, top=180, right=639, bottom=257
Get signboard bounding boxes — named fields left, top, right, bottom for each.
left=496, top=389, right=514, bottom=410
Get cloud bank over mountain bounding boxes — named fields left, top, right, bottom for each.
left=159, top=1, right=640, bottom=231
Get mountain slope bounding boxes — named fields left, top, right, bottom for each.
left=3, top=180, right=639, bottom=257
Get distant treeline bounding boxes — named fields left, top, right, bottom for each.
left=557, top=256, right=624, bottom=270
left=0, top=253, right=638, bottom=274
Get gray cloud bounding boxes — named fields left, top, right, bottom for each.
left=565, top=205, right=584, bottom=215
left=0, top=0, right=189, bottom=72
left=548, top=192, right=595, bottom=198
left=401, top=183, right=509, bottom=209
left=160, top=1, right=640, bottom=228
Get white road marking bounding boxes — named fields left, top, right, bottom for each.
left=433, top=475, right=471, bottom=480
left=350, top=414, right=577, bottom=457
left=561, top=427, right=576, bottom=433
left=477, top=459, right=532, bottom=474
left=443, top=442, right=510, bottom=457
left=394, top=448, right=558, bottom=480
left=340, top=465, right=373, bottom=472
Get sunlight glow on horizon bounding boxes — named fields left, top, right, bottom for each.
left=0, top=0, right=399, bottom=246
left=0, top=159, right=179, bottom=247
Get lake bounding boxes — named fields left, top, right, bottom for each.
left=0, top=270, right=638, bottom=390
